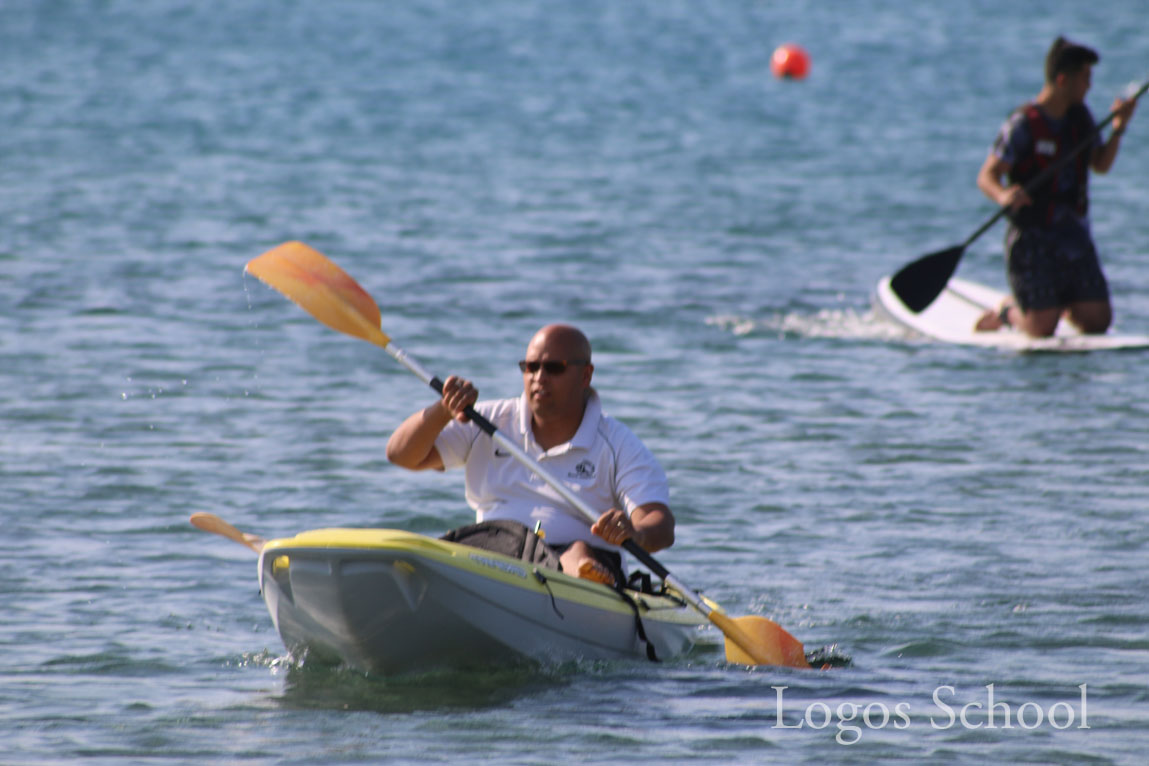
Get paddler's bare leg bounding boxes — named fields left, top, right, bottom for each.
left=1064, top=300, right=1111, bottom=334
left=559, top=541, right=614, bottom=586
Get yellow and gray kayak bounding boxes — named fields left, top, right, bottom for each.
left=258, top=528, right=710, bottom=675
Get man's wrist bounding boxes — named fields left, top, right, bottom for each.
left=428, top=400, right=454, bottom=425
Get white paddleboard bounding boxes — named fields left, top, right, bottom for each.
left=874, top=275, right=1149, bottom=352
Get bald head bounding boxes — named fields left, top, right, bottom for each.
left=526, top=324, right=592, bottom=364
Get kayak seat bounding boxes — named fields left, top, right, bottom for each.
left=439, top=520, right=562, bottom=570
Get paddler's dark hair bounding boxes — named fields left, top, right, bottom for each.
left=1045, top=37, right=1099, bottom=84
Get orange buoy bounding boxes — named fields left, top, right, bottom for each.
left=770, top=43, right=810, bottom=80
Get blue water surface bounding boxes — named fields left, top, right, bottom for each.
left=2, top=1, right=1147, bottom=764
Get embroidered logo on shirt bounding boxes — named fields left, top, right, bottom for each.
left=494, top=448, right=511, bottom=458
left=1035, top=139, right=1057, bottom=156
left=569, top=460, right=596, bottom=479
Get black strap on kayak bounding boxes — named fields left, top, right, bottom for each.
left=531, top=566, right=656, bottom=662
left=626, top=569, right=656, bottom=596
left=531, top=568, right=565, bottom=619
left=440, top=520, right=659, bottom=661
left=612, top=581, right=659, bottom=663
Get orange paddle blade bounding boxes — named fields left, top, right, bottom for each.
left=713, top=613, right=811, bottom=668
left=245, top=241, right=390, bottom=348
left=190, top=512, right=265, bottom=554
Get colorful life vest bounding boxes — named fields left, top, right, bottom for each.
left=1007, top=102, right=1092, bottom=227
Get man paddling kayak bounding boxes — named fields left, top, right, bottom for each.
left=386, top=324, right=675, bottom=586
left=974, top=37, right=1137, bottom=337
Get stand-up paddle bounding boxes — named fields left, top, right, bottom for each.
left=243, top=241, right=811, bottom=669
left=889, top=79, right=1147, bottom=313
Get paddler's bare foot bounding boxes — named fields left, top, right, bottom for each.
left=576, top=559, right=615, bottom=586
left=974, top=300, right=1014, bottom=332
left=559, top=541, right=616, bottom=586
left=974, top=310, right=1002, bottom=331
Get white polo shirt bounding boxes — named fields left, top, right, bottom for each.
left=433, top=391, right=669, bottom=548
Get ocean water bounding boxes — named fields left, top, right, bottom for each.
left=2, top=1, right=1147, bottom=764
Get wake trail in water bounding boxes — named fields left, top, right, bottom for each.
left=707, top=307, right=919, bottom=343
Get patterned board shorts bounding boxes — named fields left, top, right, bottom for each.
left=1005, top=223, right=1110, bottom=312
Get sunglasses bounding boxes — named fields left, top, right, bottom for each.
left=518, top=359, right=588, bottom=375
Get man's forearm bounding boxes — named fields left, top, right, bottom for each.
left=386, top=402, right=452, bottom=470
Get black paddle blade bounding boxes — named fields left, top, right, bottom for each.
left=888, top=244, right=965, bottom=312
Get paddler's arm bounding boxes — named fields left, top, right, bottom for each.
left=591, top=503, right=675, bottom=553
left=1092, top=95, right=1136, bottom=174
left=977, top=152, right=1030, bottom=211
left=385, top=375, right=477, bottom=471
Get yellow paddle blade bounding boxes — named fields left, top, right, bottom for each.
left=189, top=512, right=265, bottom=554
left=245, top=241, right=391, bottom=348
left=713, top=612, right=811, bottom=669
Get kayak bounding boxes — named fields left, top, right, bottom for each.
left=257, top=527, right=711, bottom=674
left=873, top=275, right=1149, bottom=352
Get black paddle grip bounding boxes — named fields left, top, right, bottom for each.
left=428, top=376, right=498, bottom=437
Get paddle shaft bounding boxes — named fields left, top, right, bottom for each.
left=962, top=79, right=1147, bottom=251
left=385, top=342, right=708, bottom=613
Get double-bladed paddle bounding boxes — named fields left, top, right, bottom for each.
left=242, top=241, right=810, bottom=668
left=889, top=79, right=1148, bottom=313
